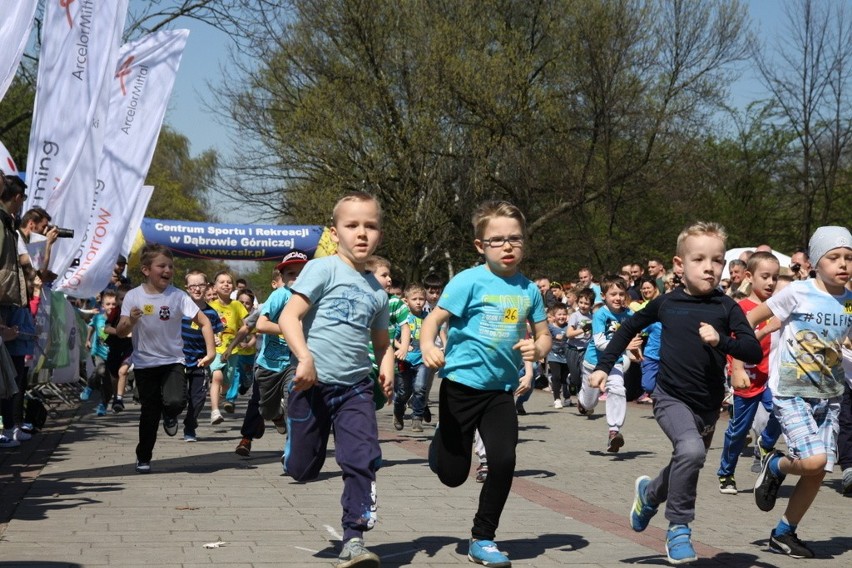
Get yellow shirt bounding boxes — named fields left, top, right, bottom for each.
left=209, top=298, right=249, bottom=355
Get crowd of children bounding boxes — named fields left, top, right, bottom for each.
left=4, top=185, right=850, bottom=568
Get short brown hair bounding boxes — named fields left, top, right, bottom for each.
left=746, top=251, right=779, bottom=274
left=365, top=255, right=391, bottom=272
left=471, top=200, right=526, bottom=241
left=139, top=244, right=172, bottom=267
left=600, top=274, right=628, bottom=294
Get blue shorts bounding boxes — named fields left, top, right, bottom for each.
left=209, top=354, right=236, bottom=386
left=773, top=395, right=840, bottom=471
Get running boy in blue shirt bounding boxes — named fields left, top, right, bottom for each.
left=578, top=275, right=642, bottom=452
left=421, top=200, right=550, bottom=567
left=280, top=192, right=394, bottom=568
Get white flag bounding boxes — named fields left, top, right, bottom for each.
left=24, top=0, right=128, bottom=276
left=56, top=30, right=189, bottom=298
left=0, top=1, right=37, bottom=102
left=122, top=185, right=154, bottom=257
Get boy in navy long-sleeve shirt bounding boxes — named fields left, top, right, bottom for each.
left=590, top=221, right=762, bottom=565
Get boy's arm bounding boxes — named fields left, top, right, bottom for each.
left=192, top=310, right=216, bottom=367
left=515, top=360, right=535, bottom=396
left=421, top=306, right=452, bottom=368
left=395, top=322, right=411, bottom=360
left=714, top=303, right=763, bottom=364
left=255, top=314, right=282, bottom=335
left=222, top=323, right=250, bottom=361
left=591, top=302, right=658, bottom=386
left=730, top=358, right=751, bottom=390
left=279, top=293, right=316, bottom=390
left=86, top=324, right=95, bottom=349
left=371, top=328, right=395, bottom=398
left=515, top=319, right=552, bottom=362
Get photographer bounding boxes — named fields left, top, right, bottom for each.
left=18, top=203, right=59, bottom=284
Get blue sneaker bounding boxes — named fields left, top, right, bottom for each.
left=95, top=403, right=107, bottom=416
left=80, top=386, right=92, bottom=401
left=666, top=524, right=697, bottom=565
left=630, top=475, right=658, bottom=532
left=468, top=539, right=510, bottom=567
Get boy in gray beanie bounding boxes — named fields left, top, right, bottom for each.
left=745, top=225, right=851, bottom=558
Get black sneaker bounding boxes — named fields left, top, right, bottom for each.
left=754, top=451, right=785, bottom=512
left=162, top=415, right=179, bottom=437
left=393, top=409, right=404, bottom=431
left=719, top=475, right=737, bottom=495
left=769, top=530, right=815, bottom=558
left=423, top=405, right=432, bottom=424
left=515, top=401, right=527, bottom=415
left=135, top=460, right=151, bottom=474
left=112, top=397, right=125, bottom=414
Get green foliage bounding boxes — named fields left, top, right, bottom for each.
left=224, top=0, right=772, bottom=282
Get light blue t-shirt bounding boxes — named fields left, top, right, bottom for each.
left=583, top=304, right=633, bottom=367
left=89, top=312, right=109, bottom=359
left=438, top=265, right=546, bottom=392
left=255, top=286, right=292, bottom=373
left=292, top=256, right=389, bottom=386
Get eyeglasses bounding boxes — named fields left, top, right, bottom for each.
left=186, top=284, right=207, bottom=290
left=480, top=237, right=524, bottom=248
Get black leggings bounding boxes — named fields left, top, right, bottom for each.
left=549, top=361, right=569, bottom=400
left=430, top=380, right=517, bottom=541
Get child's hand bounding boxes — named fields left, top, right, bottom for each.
left=221, top=348, right=232, bottom=362
left=699, top=322, right=719, bottom=346
left=198, top=352, right=215, bottom=368
left=422, top=345, right=445, bottom=369
left=379, top=372, right=394, bottom=400
left=129, top=307, right=143, bottom=321
left=626, top=335, right=643, bottom=362
left=731, top=370, right=751, bottom=390
left=589, top=370, right=607, bottom=390
left=85, top=340, right=92, bottom=350
left=0, top=325, right=19, bottom=342
left=512, top=338, right=538, bottom=362
left=515, top=373, right=533, bottom=397
left=393, top=347, right=407, bottom=361
left=292, top=356, right=318, bottom=391
left=214, top=335, right=222, bottom=347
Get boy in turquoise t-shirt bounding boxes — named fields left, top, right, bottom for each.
left=393, top=284, right=428, bottom=432
left=421, top=200, right=550, bottom=567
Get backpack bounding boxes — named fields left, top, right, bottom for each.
left=24, top=396, right=48, bottom=430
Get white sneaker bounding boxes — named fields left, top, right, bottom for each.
left=210, top=409, right=224, bottom=425
left=553, top=399, right=564, bottom=409
left=13, top=427, right=31, bottom=442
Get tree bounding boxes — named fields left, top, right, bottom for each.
left=220, top=0, right=752, bottom=280
left=752, top=0, right=852, bottom=244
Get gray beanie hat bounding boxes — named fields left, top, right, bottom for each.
left=808, top=226, right=852, bottom=265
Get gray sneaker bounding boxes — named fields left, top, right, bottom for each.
left=841, top=467, right=852, bottom=495
left=337, top=538, right=380, bottom=567
left=411, top=418, right=424, bottom=432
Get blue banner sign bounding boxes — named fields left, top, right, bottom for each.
left=141, top=218, right=326, bottom=261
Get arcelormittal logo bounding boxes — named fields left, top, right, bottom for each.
left=60, top=0, right=76, bottom=28
left=116, top=56, right=135, bottom=96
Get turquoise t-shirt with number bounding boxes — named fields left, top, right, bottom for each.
left=438, top=265, right=546, bottom=392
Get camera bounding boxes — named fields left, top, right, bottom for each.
left=790, top=263, right=801, bottom=274
left=50, top=226, right=74, bottom=238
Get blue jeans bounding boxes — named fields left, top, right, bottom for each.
left=394, top=362, right=429, bottom=418
left=717, top=388, right=782, bottom=477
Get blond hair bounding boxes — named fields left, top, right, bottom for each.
left=471, top=200, right=527, bottom=240
left=331, top=191, right=382, bottom=225
left=365, top=255, right=391, bottom=272
left=675, top=221, right=727, bottom=257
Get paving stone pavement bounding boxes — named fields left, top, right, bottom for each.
left=1, top=381, right=850, bottom=567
